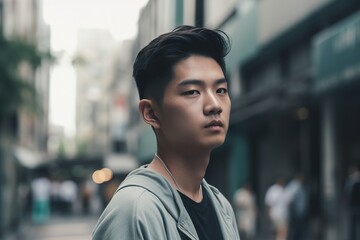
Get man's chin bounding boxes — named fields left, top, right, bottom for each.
left=206, top=138, right=225, bottom=151
left=183, top=136, right=225, bottom=151
left=211, top=142, right=224, bottom=151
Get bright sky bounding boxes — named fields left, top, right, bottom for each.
left=43, top=0, right=148, bottom=137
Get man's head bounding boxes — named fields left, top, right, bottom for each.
left=133, top=25, right=230, bottom=104
left=134, top=26, right=231, bottom=151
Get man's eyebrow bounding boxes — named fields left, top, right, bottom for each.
left=177, top=78, right=227, bottom=87
left=177, top=79, right=204, bottom=87
left=215, top=78, right=227, bottom=84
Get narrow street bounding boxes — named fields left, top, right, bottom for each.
left=6, top=215, right=98, bottom=240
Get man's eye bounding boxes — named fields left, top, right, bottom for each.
left=217, top=88, right=227, bottom=94
left=184, top=90, right=200, bottom=95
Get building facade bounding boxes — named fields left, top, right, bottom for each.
left=217, top=0, right=360, bottom=239
left=0, top=0, right=50, bottom=237
left=128, top=0, right=360, bottom=239
left=73, top=29, right=117, bottom=157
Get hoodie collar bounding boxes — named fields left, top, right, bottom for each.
left=116, top=165, right=231, bottom=240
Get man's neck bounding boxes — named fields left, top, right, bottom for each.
left=148, top=148, right=210, bottom=202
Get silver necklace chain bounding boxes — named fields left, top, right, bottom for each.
left=154, top=152, right=183, bottom=192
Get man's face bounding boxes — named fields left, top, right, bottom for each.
left=155, top=55, right=231, bottom=151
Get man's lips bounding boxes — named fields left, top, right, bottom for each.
left=204, top=120, right=224, bottom=128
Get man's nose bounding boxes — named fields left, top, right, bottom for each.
left=204, top=92, right=222, bottom=115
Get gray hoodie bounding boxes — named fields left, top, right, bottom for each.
left=92, top=166, right=240, bottom=240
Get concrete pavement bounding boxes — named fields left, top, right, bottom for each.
left=6, top=215, right=98, bottom=240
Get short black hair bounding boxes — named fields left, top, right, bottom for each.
left=133, top=25, right=231, bottom=104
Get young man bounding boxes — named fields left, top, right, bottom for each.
left=93, top=25, right=240, bottom=240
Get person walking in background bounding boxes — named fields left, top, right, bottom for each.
left=81, top=178, right=96, bottom=215
left=265, top=176, right=287, bottom=240
left=233, top=182, right=257, bottom=240
left=287, top=174, right=308, bottom=240
left=30, top=173, right=51, bottom=224
left=50, top=177, right=62, bottom=214
left=59, top=179, right=78, bottom=215
left=93, top=25, right=240, bottom=239
left=345, top=163, right=360, bottom=240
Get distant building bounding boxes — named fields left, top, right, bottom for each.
left=73, top=29, right=117, bottom=157
left=73, top=29, right=138, bottom=175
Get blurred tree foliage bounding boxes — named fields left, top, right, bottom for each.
left=0, top=31, right=51, bottom=126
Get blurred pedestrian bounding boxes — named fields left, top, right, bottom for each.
left=50, top=177, right=61, bottom=214
left=81, top=179, right=95, bottom=215
left=59, top=179, right=78, bottom=215
left=344, top=163, right=360, bottom=240
left=233, top=182, right=257, bottom=240
left=93, top=25, right=240, bottom=239
left=265, top=176, right=287, bottom=240
left=287, top=174, right=308, bottom=240
left=30, top=173, right=51, bottom=224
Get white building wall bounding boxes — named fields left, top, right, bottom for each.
left=183, top=0, right=196, bottom=26
left=258, top=0, right=333, bottom=44
left=137, top=0, right=176, bottom=49
left=204, top=0, right=238, bottom=28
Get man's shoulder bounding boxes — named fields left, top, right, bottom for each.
left=93, top=186, right=167, bottom=232
left=93, top=185, right=174, bottom=240
left=108, top=184, right=163, bottom=211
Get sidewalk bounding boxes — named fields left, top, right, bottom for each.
left=6, top=215, right=98, bottom=240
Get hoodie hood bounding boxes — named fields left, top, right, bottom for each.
left=114, top=165, right=236, bottom=240
left=93, top=165, right=239, bottom=240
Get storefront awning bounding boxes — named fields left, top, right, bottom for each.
left=313, top=10, right=360, bottom=93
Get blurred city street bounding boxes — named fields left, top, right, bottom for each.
left=1, top=0, right=360, bottom=239
left=6, top=215, right=97, bottom=240
left=6, top=216, right=97, bottom=240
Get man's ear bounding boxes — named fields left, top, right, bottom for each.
left=138, top=99, right=161, bottom=129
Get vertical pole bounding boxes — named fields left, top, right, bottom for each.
left=321, top=97, right=338, bottom=240
left=195, top=0, right=204, bottom=27
left=0, top=143, right=4, bottom=239
left=175, top=0, right=184, bottom=26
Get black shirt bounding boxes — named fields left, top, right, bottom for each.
left=179, top=187, right=224, bottom=240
